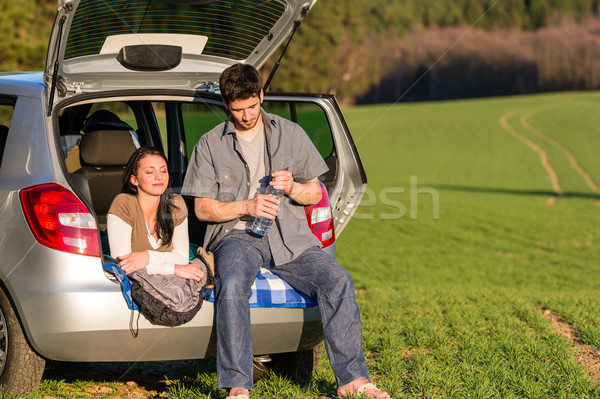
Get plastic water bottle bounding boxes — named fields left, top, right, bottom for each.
left=251, top=185, right=284, bottom=236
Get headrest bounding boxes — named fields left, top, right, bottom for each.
left=79, top=130, right=137, bottom=167
left=82, top=110, right=134, bottom=133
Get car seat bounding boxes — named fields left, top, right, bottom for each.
left=74, top=129, right=138, bottom=229
left=82, top=110, right=140, bottom=148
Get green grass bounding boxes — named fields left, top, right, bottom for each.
left=37, top=91, right=600, bottom=398
left=338, top=91, right=600, bottom=398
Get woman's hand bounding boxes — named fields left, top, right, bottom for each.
left=174, top=263, right=206, bottom=282
left=117, top=251, right=150, bottom=274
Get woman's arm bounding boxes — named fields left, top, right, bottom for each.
left=149, top=218, right=205, bottom=281
left=146, top=218, right=190, bottom=274
left=107, top=213, right=133, bottom=259
left=107, top=213, right=187, bottom=275
left=106, top=214, right=149, bottom=274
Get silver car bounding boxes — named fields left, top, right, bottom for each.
left=0, top=0, right=367, bottom=394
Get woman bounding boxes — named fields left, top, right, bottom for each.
left=107, top=145, right=205, bottom=282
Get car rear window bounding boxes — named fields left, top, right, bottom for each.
left=180, top=102, right=228, bottom=159
left=179, top=100, right=334, bottom=160
left=65, top=0, right=285, bottom=61
left=262, top=101, right=334, bottom=158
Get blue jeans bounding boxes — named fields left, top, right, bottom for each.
left=213, top=229, right=369, bottom=390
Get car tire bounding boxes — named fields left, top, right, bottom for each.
left=260, top=343, right=323, bottom=381
left=0, top=286, right=45, bottom=395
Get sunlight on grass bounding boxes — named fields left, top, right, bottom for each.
left=37, top=91, right=600, bottom=398
left=339, top=91, right=600, bottom=397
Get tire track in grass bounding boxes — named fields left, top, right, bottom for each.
left=499, top=111, right=563, bottom=205
left=521, top=110, right=600, bottom=202
left=541, top=308, right=600, bottom=382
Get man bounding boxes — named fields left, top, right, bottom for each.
left=181, top=64, right=390, bottom=399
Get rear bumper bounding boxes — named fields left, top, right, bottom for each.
left=5, top=244, right=322, bottom=362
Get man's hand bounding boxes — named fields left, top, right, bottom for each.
left=174, top=263, right=206, bottom=282
left=270, top=170, right=294, bottom=195
left=193, top=170, right=320, bottom=223
left=117, top=251, right=150, bottom=274
left=247, top=193, right=280, bottom=220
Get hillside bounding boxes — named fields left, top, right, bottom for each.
left=0, top=1, right=56, bottom=72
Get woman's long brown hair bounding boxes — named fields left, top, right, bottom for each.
left=121, top=145, right=178, bottom=247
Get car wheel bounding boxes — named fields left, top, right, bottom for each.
left=0, top=287, right=45, bottom=395
left=261, top=343, right=323, bottom=381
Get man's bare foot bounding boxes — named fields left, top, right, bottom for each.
left=337, top=377, right=391, bottom=398
left=226, top=387, right=249, bottom=399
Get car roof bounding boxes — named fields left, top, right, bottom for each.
left=0, top=72, right=45, bottom=98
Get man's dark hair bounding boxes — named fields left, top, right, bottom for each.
left=219, top=64, right=262, bottom=105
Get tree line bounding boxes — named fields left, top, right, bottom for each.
left=3, top=0, right=600, bottom=104
left=264, top=0, right=600, bottom=104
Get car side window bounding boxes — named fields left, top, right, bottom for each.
left=261, top=101, right=334, bottom=158
left=152, top=102, right=168, bottom=152
left=180, top=102, right=228, bottom=159
left=0, top=98, right=15, bottom=168
left=0, top=100, right=14, bottom=126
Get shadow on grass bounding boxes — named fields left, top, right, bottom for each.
left=253, top=371, right=338, bottom=399
left=42, top=358, right=219, bottom=395
left=42, top=360, right=336, bottom=397
left=435, top=184, right=600, bottom=200
left=308, top=376, right=338, bottom=398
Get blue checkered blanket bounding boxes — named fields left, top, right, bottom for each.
left=205, top=268, right=317, bottom=308
left=102, top=263, right=317, bottom=310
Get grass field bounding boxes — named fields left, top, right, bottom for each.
left=35, top=91, right=600, bottom=398
left=336, top=91, right=600, bottom=398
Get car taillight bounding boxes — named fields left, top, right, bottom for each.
left=305, top=182, right=335, bottom=248
left=19, top=183, right=100, bottom=257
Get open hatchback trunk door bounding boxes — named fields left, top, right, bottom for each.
left=260, top=95, right=368, bottom=236
left=44, top=0, right=366, bottom=237
left=45, top=0, right=316, bottom=100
